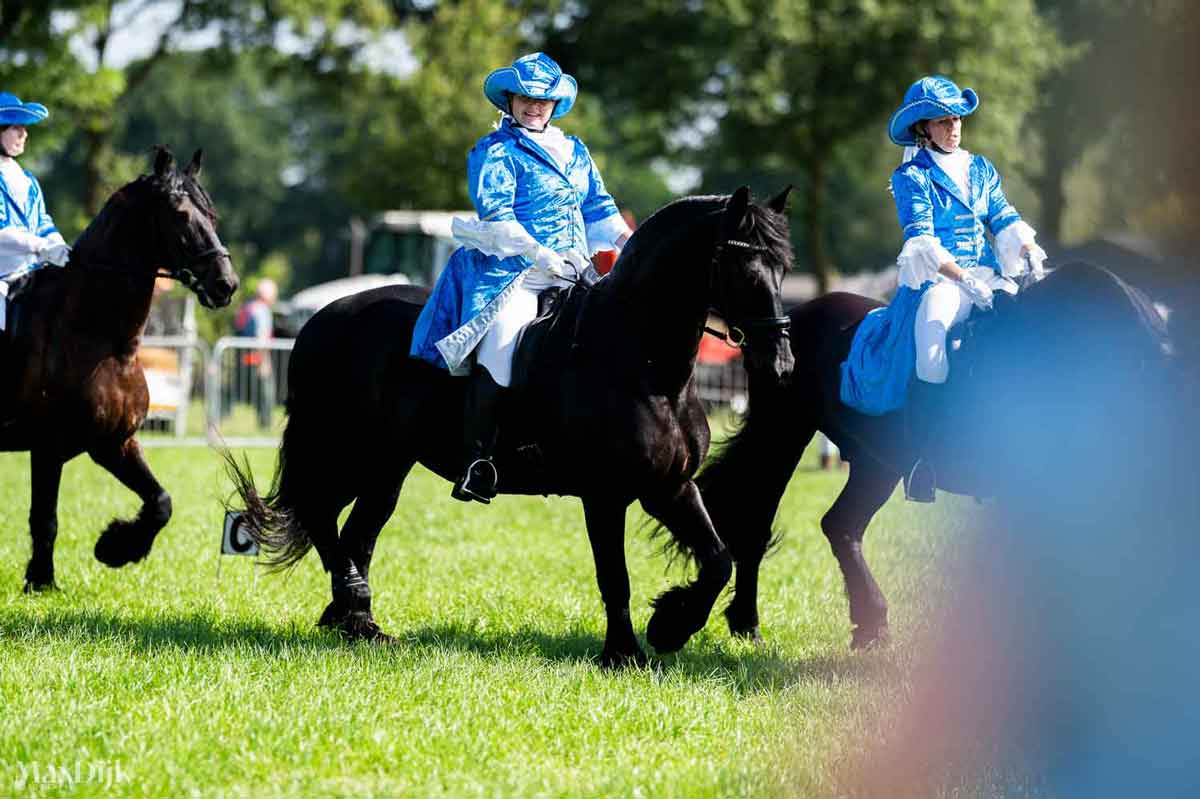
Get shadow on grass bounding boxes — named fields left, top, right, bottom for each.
left=402, top=620, right=897, bottom=694
left=1, top=607, right=898, bottom=694
left=0, top=607, right=344, bottom=655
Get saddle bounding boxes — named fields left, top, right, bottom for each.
left=493, top=284, right=589, bottom=468
left=509, top=284, right=587, bottom=394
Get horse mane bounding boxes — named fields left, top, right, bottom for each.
left=612, top=193, right=793, bottom=280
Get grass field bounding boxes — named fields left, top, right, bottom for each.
left=0, top=439, right=980, bottom=798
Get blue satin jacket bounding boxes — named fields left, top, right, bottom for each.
left=0, top=166, right=58, bottom=239
left=892, top=147, right=1020, bottom=271
left=840, top=148, right=1023, bottom=416
left=410, top=119, right=619, bottom=372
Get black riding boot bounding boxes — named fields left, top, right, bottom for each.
left=903, top=378, right=944, bottom=503
left=451, top=366, right=505, bottom=504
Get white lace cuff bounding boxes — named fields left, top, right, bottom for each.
left=451, top=217, right=539, bottom=260
left=0, top=227, right=46, bottom=256
left=897, top=235, right=954, bottom=290
left=586, top=213, right=633, bottom=255
left=995, top=221, right=1039, bottom=277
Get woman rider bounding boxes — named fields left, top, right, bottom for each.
left=0, top=92, right=71, bottom=332
left=410, top=53, right=633, bottom=504
left=840, top=75, right=1048, bottom=502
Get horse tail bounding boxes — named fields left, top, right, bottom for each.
left=221, top=412, right=314, bottom=570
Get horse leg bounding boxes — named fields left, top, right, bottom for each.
left=299, top=499, right=385, bottom=643
left=718, top=418, right=816, bottom=642
left=821, top=458, right=899, bottom=649
left=642, top=481, right=733, bottom=655
left=316, top=467, right=409, bottom=642
left=23, top=448, right=64, bottom=592
left=90, top=438, right=172, bottom=569
left=581, top=495, right=645, bottom=669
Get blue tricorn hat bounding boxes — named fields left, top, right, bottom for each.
left=888, top=76, right=979, bottom=146
left=0, top=92, right=49, bottom=126
left=484, top=52, right=577, bottom=119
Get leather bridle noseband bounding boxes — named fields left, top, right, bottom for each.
left=703, top=237, right=791, bottom=350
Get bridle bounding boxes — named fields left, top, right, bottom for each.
left=74, top=187, right=230, bottom=306
left=703, top=236, right=791, bottom=350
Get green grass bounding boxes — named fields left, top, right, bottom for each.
left=0, top=442, right=989, bottom=798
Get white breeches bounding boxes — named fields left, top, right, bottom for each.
left=476, top=283, right=540, bottom=387
left=914, top=280, right=973, bottom=384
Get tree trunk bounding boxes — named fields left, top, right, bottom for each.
left=1034, top=110, right=1073, bottom=245
left=803, top=155, right=831, bottom=296
left=82, top=127, right=108, bottom=217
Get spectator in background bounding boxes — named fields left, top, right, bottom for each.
left=234, top=277, right=277, bottom=429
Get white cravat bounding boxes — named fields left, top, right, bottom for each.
left=0, top=156, right=31, bottom=205
left=929, top=147, right=972, bottom=201
left=515, top=123, right=576, bottom=172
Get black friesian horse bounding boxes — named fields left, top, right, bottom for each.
left=687, top=262, right=1175, bottom=648
left=226, top=187, right=793, bottom=666
left=3, top=148, right=238, bottom=591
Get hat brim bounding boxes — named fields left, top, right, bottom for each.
left=888, top=89, right=978, bottom=146
left=0, top=101, right=48, bottom=127
left=484, top=67, right=577, bottom=119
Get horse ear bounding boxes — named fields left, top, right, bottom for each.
left=153, top=147, right=175, bottom=177
left=722, top=185, right=750, bottom=233
left=185, top=149, right=204, bottom=178
left=768, top=184, right=793, bottom=214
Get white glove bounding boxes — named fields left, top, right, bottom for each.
left=1024, top=244, right=1048, bottom=280
left=562, top=249, right=591, bottom=279
left=528, top=244, right=564, bottom=278
left=959, top=273, right=994, bottom=311
left=40, top=242, right=71, bottom=267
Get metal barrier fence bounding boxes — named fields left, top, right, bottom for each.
left=139, top=336, right=211, bottom=445
left=138, top=335, right=749, bottom=447
left=206, top=337, right=295, bottom=448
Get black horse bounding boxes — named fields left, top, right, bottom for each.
left=684, top=262, right=1175, bottom=648
left=225, top=187, right=794, bottom=666
left=3, top=148, right=238, bottom=591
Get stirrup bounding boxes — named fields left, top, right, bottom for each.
left=903, top=459, right=937, bottom=503
left=450, top=458, right=498, bottom=504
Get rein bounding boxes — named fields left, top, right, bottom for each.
left=558, top=235, right=790, bottom=351
left=75, top=244, right=230, bottom=306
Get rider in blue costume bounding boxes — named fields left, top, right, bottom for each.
left=0, top=92, right=71, bottom=332
left=410, top=53, right=632, bottom=504
left=839, top=76, right=1048, bottom=501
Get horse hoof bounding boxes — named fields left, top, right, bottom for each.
left=598, top=646, right=649, bottom=670
left=94, top=521, right=155, bottom=568
left=850, top=625, right=891, bottom=651
left=22, top=578, right=59, bottom=594
left=646, top=604, right=698, bottom=656
left=328, top=610, right=395, bottom=644
left=724, top=606, right=763, bottom=643
left=730, top=625, right=764, bottom=645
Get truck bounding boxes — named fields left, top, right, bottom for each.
left=275, top=210, right=472, bottom=337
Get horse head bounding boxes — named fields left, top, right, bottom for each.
left=145, top=147, right=239, bottom=308
left=709, top=185, right=795, bottom=387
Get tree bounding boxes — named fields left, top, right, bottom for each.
left=1, top=0, right=397, bottom=214
left=532, top=0, right=1058, bottom=291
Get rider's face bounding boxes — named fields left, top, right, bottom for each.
left=926, top=115, right=962, bottom=151
left=510, top=95, right=555, bottom=131
left=0, top=125, right=27, bottom=157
